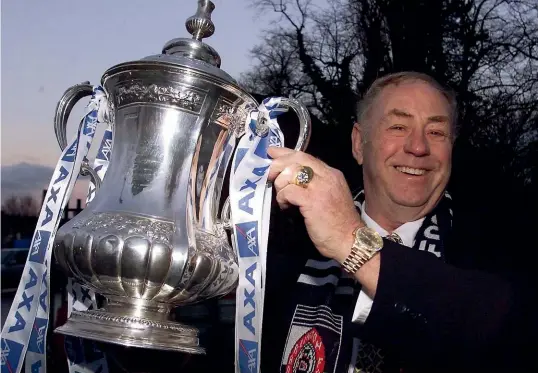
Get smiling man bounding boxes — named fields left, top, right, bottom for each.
left=263, top=72, right=535, bottom=373
left=354, top=78, right=454, bottom=230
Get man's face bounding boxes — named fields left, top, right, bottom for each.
left=352, top=80, right=453, bottom=212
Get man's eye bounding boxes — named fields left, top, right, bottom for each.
left=429, top=130, right=447, bottom=137
left=389, top=125, right=406, bottom=131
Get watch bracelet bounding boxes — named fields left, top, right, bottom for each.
left=342, top=248, right=360, bottom=274
left=342, top=242, right=375, bottom=274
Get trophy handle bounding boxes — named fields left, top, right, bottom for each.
left=53, top=81, right=103, bottom=187
left=80, top=158, right=103, bottom=190
left=54, top=81, right=94, bottom=150
left=219, top=97, right=312, bottom=228
left=277, top=97, right=312, bottom=151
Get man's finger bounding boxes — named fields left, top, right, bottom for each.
left=275, top=183, right=308, bottom=210
left=268, top=155, right=298, bottom=181
left=268, top=151, right=321, bottom=182
left=273, top=163, right=302, bottom=193
left=267, top=146, right=296, bottom=159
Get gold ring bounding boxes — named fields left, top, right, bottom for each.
left=292, top=165, right=314, bottom=188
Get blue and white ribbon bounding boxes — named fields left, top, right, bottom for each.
left=230, top=97, right=286, bottom=373
left=0, top=86, right=109, bottom=373
left=63, top=122, right=113, bottom=373
left=1, top=90, right=287, bottom=373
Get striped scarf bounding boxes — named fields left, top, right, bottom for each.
left=278, top=191, right=453, bottom=373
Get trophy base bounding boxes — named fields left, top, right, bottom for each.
left=55, top=299, right=206, bottom=354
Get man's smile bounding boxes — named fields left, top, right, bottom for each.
left=394, top=166, right=428, bottom=176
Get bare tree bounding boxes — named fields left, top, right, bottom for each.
left=240, top=0, right=362, bottom=126
left=2, top=195, right=39, bottom=216
left=2, top=196, right=21, bottom=216
left=241, top=0, right=538, bottom=184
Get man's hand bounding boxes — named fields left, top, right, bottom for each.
left=267, top=146, right=364, bottom=262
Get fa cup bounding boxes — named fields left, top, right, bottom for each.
left=52, top=0, right=311, bottom=354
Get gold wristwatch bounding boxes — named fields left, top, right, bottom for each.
left=342, top=226, right=384, bottom=274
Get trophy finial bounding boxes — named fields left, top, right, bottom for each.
left=186, top=0, right=216, bottom=41
left=161, top=0, right=221, bottom=67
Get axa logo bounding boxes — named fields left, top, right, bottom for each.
left=238, top=339, right=258, bottom=373
left=40, top=165, right=70, bottom=229
left=62, top=140, right=78, bottom=162
left=234, top=222, right=258, bottom=337
left=97, top=129, right=113, bottom=161
left=83, top=110, right=98, bottom=137
left=7, top=266, right=39, bottom=334
left=235, top=221, right=259, bottom=258
left=237, top=166, right=269, bottom=215
left=28, top=318, right=48, bottom=354
left=241, top=261, right=257, bottom=337
left=1, top=338, right=25, bottom=372
left=29, top=230, right=50, bottom=265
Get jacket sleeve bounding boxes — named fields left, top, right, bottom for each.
left=353, top=239, right=537, bottom=372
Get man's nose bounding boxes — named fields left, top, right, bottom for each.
left=403, top=129, right=430, bottom=156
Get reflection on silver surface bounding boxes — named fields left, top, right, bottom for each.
left=52, top=0, right=311, bottom=354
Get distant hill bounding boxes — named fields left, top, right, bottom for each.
left=1, top=162, right=94, bottom=207
left=1, top=163, right=54, bottom=202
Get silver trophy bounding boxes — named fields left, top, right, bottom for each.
left=52, top=0, right=311, bottom=354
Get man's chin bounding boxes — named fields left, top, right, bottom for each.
left=389, top=192, right=432, bottom=209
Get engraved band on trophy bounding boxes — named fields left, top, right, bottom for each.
left=52, top=0, right=312, bottom=354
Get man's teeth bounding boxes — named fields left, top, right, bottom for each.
left=396, top=166, right=426, bottom=175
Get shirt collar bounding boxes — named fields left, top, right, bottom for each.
left=358, top=201, right=425, bottom=248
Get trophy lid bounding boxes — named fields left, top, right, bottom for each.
left=136, top=0, right=237, bottom=85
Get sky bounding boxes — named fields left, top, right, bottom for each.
left=1, top=0, right=273, bottom=167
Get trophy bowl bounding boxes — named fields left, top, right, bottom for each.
left=52, top=0, right=311, bottom=354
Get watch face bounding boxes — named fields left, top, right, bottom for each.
left=357, top=227, right=383, bottom=249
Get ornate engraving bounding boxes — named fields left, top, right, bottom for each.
left=195, top=225, right=229, bottom=252
left=115, top=83, right=206, bottom=113
left=210, top=97, right=250, bottom=137
left=230, top=109, right=248, bottom=137
left=71, top=212, right=175, bottom=243
left=214, top=99, right=235, bottom=118
left=211, top=97, right=235, bottom=127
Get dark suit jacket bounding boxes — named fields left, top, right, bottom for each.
left=261, top=207, right=538, bottom=373
left=356, top=240, right=537, bottom=373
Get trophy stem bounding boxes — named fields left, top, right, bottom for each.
left=55, top=296, right=206, bottom=354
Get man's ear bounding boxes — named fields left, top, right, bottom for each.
left=351, top=123, right=364, bottom=165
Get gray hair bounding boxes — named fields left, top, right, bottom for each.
left=356, top=71, right=459, bottom=141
